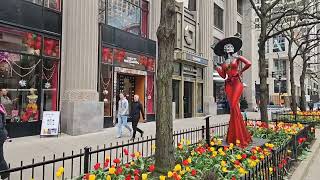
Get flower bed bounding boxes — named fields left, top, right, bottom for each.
left=276, top=111, right=320, bottom=125
left=69, top=122, right=314, bottom=180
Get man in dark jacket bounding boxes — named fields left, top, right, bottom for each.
left=130, top=95, right=145, bottom=141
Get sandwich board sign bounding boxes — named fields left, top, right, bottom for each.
left=41, top=111, right=60, bottom=136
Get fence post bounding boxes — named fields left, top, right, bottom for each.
left=205, top=115, right=211, bottom=145
left=84, top=147, right=90, bottom=174
left=201, top=126, right=205, bottom=140
left=292, top=135, right=297, bottom=159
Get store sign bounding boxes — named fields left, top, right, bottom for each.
left=124, top=56, right=139, bottom=65
left=41, top=111, right=60, bottom=136
left=185, top=53, right=208, bottom=65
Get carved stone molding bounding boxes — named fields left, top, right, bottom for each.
left=62, top=90, right=99, bottom=102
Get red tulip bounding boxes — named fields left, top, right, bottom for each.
left=113, top=158, right=121, bottom=164
left=182, top=159, right=189, bottom=166
left=231, top=176, right=236, bottom=180
left=116, top=167, right=123, bottom=175
left=134, top=169, right=140, bottom=175
left=250, top=155, right=257, bottom=160
left=149, top=164, right=155, bottom=172
left=134, top=176, right=139, bottom=180
left=234, top=160, right=241, bottom=166
left=278, top=163, right=283, bottom=169
left=191, top=169, right=197, bottom=176
left=131, top=153, right=135, bottom=158
left=125, top=174, right=132, bottom=180
left=124, top=148, right=129, bottom=155
left=104, top=161, right=109, bottom=168
left=93, top=163, right=100, bottom=170
left=125, top=163, right=130, bottom=168
left=242, top=154, right=247, bottom=159
left=83, top=173, right=89, bottom=180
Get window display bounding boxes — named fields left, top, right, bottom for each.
left=25, top=0, right=61, bottom=11
left=147, top=73, right=154, bottom=114
left=42, top=60, right=59, bottom=111
left=0, top=26, right=42, bottom=56
left=100, top=65, right=112, bottom=116
left=44, top=37, right=60, bottom=58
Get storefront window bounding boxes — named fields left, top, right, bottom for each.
left=147, top=73, right=154, bottom=114
left=25, top=0, right=61, bottom=11
left=100, top=65, right=113, bottom=116
left=108, top=0, right=141, bottom=35
left=173, top=63, right=181, bottom=76
left=44, top=38, right=60, bottom=58
left=0, top=26, right=42, bottom=56
left=107, top=0, right=149, bottom=36
left=0, top=52, right=42, bottom=122
left=102, top=47, right=113, bottom=64
left=197, top=83, right=203, bottom=113
left=42, top=59, right=59, bottom=111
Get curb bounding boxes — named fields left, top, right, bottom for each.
left=290, top=129, right=320, bottom=180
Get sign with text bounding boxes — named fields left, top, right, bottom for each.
left=41, top=111, right=60, bottom=136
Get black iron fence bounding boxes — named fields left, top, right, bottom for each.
left=271, top=112, right=320, bottom=125
left=0, top=116, right=315, bottom=180
left=240, top=121, right=315, bottom=180
left=0, top=116, right=229, bottom=180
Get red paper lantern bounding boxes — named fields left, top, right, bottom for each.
left=26, top=33, right=33, bottom=40
left=36, top=36, right=42, bottom=42
left=35, top=41, right=41, bottom=50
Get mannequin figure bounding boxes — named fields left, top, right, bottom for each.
left=212, top=37, right=252, bottom=147
left=21, top=88, right=39, bottom=122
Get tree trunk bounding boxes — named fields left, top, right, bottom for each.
left=289, top=60, right=297, bottom=113
left=155, top=0, right=176, bottom=173
left=300, top=54, right=308, bottom=111
left=288, top=38, right=297, bottom=114
left=258, top=18, right=268, bottom=122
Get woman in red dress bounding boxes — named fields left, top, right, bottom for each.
left=213, top=37, right=252, bottom=147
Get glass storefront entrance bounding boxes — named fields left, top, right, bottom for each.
left=184, top=81, right=193, bottom=118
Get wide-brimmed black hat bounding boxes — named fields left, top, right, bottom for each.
left=212, top=37, right=242, bottom=56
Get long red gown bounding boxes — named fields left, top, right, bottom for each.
left=216, top=56, right=252, bottom=147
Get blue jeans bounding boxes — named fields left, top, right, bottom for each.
left=117, top=115, right=132, bottom=137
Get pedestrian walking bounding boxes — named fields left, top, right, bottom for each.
left=130, top=95, right=145, bottom=141
left=114, top=93, right=132, bottom=138
left=0, top=98, right=9, bottom=179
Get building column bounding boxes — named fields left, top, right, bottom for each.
left=198, top=0, right=216, bottom=115
left=60, top=0, right=103, bottom=135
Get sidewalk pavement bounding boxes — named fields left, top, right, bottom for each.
left=4, top=112, right=260, bottom=168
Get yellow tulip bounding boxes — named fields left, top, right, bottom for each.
left=269, top=167, right=273, bottom=172
left=221, top=160, right=227, bottom=167
left=229, top=143, right=234, bottom=149
left=109, top=167, right=116, bottom=175
left=180, top=170, right=185, bottom=175
left=239, top=167, right=247, bottom=175
left=142, top=173, right=148, bottom=180
left=210, top=141, right=215, bottom=146
left=56, top=171, right=62, bottom=177
left=168, top=171, right=173, bottom=177
left=89, top=174, right=96, bottom=180
left=222, top=167, right=228, bottom=172
left=174, top=164, right=182, bottom=172
left=217, top=139, right=222, bottom=145
left=106, top=175, right=111, bottom=180
left=159, top=175, right=166, bottom=180
left=187, top=158, right=192, bottom=163
left=131, top=161, right=135, bottom=166
left=236, top=154, right=242, bottom=160
left=58, top=167, right=64, bottom=173
left=186, top=166, right=191, bottom=172
left=212, top=151, right=218, bottom=157
left=135, top=152, right=141, bottom=158
left=187, top=140, right=191, bottom=145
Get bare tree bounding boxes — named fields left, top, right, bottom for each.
left=248, top=0, right=320, bottom=120
left=155, top=0, right=176, bottom=173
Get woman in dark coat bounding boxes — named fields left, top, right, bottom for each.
left=0, top=99, right=9, bottom=179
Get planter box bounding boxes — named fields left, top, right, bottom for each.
left=5, top=121, right=41, bottom=138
